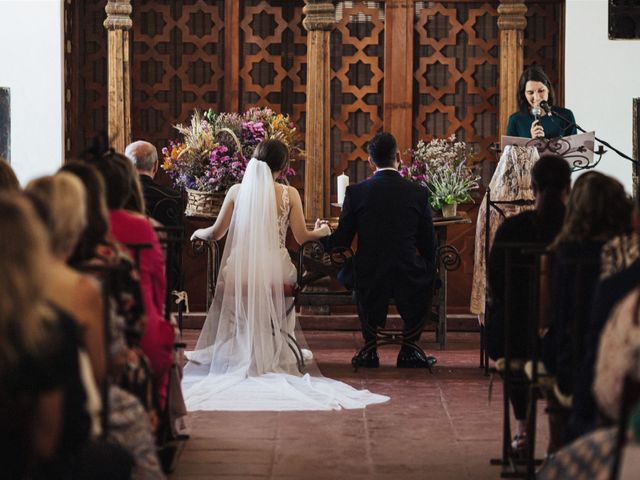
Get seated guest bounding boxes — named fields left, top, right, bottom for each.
left=0, top=195, right=63, bottom=479
left=543, top=172, right=632, bottom=445
left=486, top=154, right=571, bottom=451
left=0, top=156, right=20, bottom=190
left=538, top=285, right=640, bottom=479
left=570, top=192, right=640, bottom=441
left=93, top=151, right=175, bottom=408
left=25, top=173, right=107, bottom=386
left=60, top=162, right=166, bottom=479
left=126, top=140, right=181, bottom=226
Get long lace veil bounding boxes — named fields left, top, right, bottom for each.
left=185, top=158, right=299, bottom=377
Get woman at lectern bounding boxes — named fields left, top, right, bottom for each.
left=506, top=66, right=577, bottom=139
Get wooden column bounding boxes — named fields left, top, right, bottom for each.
left=497, top=0, right=527, bottom=137
left=383, top=0, right=413, bottom=154
left=303, top=1, right=336, bottom=219
left=104, top=0, right=132, bottom=153
left=223, top=0, right=240, bottom=113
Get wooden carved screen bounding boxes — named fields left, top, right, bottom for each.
left=65, top=0, right=225, bottom=159
left=331, top=1, right=385, bottom=189
left=238, top=0, right=307, bottom=188
left=65, top=0, right=564, bottom=315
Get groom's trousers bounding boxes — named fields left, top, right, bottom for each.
left=355, top=280, right=431, bottom=344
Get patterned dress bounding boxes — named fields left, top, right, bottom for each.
left=470, top=146, right=538, bottom=317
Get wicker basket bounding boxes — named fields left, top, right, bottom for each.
left=184, top=189, right=225, bottom=218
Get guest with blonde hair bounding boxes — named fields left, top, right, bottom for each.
left=25, top=173, right=106, bottom=385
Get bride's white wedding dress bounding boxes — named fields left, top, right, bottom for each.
left=182, top=159, right=389, bottom=411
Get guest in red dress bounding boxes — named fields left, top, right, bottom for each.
left=94, top=151, right=175, bottom=408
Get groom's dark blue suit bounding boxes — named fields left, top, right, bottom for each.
left=323, top=169, right=436, bottom=342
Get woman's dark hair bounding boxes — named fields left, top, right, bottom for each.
left=252, top=139, right=289, bottom=173
left=91, top=151, right=134, bottom=209
left=517, top=66, right=556, bottom=113
left=531, top=154, right=571, bottom=242
left=552, top=171, right=633, bottom=249
left=60, top=162, right=111, bottom=264
left=0, top=158, right=20, bottom=191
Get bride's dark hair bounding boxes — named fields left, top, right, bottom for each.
left=253, top=139, right=289, bottom=173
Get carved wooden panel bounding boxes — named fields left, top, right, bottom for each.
left=238, top=0, right=307, bottom=188
left=413, top=1, right=499, bottom=179
left=130, top=0, right=225, bottom=155
left=331, top=1, right=385, bottom=187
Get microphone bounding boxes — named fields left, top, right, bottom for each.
left=531, top=106, right=542, bottom=121
left=540, top=101, right=552, bottom=115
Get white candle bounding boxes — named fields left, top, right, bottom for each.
left=337, top=172, right=349, bottom=205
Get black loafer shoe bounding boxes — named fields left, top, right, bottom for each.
left=396, top=349, right=437, bottom=369
left=352, top=350, right=380, bottom=368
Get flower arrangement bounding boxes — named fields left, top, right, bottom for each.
left=162, top=107, right=301, bottom=193
left=400, top=135, right=480, bottom=211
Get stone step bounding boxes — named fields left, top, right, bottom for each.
left=177, top=312, right=479, bottom=332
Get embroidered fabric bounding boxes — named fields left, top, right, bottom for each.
left=470, top=146, right=538, bottom=318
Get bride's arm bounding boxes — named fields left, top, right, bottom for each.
left=190, top=185, right=240, bottom=241
left=288, top=186, right=330, bottom=244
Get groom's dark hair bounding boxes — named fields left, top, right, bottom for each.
left=367, top=132, right=397, bottom=168
left=253, top=139, right=289, bottom=173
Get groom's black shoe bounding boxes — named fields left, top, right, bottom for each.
left=396, top=348, right=437, bottom=370
left=352, top=349, right=380, bottom=368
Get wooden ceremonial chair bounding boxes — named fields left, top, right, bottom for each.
left=293, top=240, right=453, bottom=372
left=480, top=188, right=535, bottom=375
left=487, top=243, right=546, bottom=478
left=192, top=238, right=307, bottom=373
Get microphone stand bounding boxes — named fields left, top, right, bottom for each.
left=549, top=107, right=638, bottom=165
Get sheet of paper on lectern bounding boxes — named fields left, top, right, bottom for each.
left=501, top=132, right=596, bottom=166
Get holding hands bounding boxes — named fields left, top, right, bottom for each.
left=314, top=218, right=331, bottom=236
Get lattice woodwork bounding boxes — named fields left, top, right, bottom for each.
left=331, top=1, right=385, bottom=187
left=237, top=0, right=307, bottom=187
left=130, top=0, right=225, bottom=155
left=413, top=1, right=499, bottom=182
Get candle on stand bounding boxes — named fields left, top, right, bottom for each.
left=337, top=172, right=349, bottom=205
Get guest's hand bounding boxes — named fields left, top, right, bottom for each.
left=531, top=120, right=545, bottom=139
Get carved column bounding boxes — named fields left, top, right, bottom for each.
left=497, top=0, right=527, bottom=137
left=383, top=0, right=413, bottom=154
left=104, top=0, right=132, bottom=153
left=303, top=1, right=336, bottom=219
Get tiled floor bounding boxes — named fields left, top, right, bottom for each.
left=170, top=331, right=548, bottom=479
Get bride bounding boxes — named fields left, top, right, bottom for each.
left=183, top=139, right=389, bottom=411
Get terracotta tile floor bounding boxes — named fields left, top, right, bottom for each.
left=170, top=331, right=548, bottom=480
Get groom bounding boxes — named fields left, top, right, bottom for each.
left=322, top=132, right=437, bottom=368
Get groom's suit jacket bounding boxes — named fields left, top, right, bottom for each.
left=324, top=169, right=436, bottom=299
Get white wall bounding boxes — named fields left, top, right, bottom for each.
left=0, top=0, right=64, bottom=185
left=565, top=0, right=640, bottom=193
